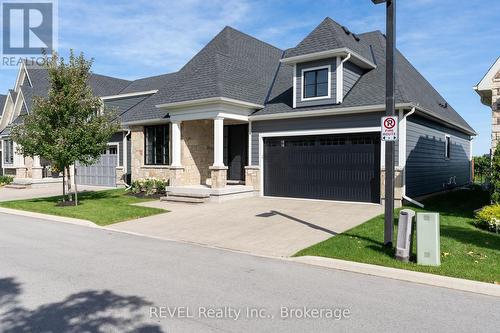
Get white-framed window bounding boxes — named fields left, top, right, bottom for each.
left=301, top=65, right=331, bottom=101
left=3, top=139, right=14, bottom=165
left=445, top=135, right=451, bottom=159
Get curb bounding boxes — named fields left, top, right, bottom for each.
left=0, top=207, right=96, bottom=228
left=1, top=207, right=498, bottom=298
left=289, top=256, right=500, bottom=298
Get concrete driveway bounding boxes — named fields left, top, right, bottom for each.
left=109, top=197, right=383, bottom=257
left=0, top=184, right=111, bottom=202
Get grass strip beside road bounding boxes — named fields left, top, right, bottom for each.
left=0, top=189, right=166, bottom=226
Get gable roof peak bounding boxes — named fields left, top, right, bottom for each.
left=284, top=16, right=372, bottom=61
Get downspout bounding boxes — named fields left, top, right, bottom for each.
left=400, top=107, right=424, bottom=208
left=123, top=129, right=131, bottom=188
left=337, top=53, right=352, bottom=104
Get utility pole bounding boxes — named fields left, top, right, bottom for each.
left=372, top=0, right=396, bottom=246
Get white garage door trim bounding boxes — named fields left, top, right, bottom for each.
left=258, top=126, right=382, bottom=198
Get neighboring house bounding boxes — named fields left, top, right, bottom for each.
left=474, top=57, right=500, bottom=152
left=0, top=17, right=475, bottom=205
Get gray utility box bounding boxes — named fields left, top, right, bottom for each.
left=396, top=209, right=416, bottom=262
left=417, top=212, right=441, bottom=266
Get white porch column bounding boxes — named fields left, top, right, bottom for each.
left=171, top=121, right=182, bottom=167
left=212, top=117, right=224, bottom=167
left=33, top=156, right=41, bottom=167
left=32, top=155, right=43, bottom=179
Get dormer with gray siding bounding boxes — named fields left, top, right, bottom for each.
left=293, top=57, right=365, bottom=108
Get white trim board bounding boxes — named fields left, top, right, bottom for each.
left=300, top=65, right=331, bottom=102
left=280, top=47, right=376, bottom=70
left=258, top=126, right=381, bottom=197
left=101, top=90, right=158, bottom=101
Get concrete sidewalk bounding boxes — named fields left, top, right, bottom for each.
left=108, top=197, right=383, bottom=257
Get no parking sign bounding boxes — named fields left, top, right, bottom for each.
left=381, top=116, right=398, bottom=141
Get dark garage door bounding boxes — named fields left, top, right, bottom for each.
left=264, top=133, right=380, bottom=203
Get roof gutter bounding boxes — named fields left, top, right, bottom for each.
left=249, top=103, right=412, bottom=121
left=280, top=47, right=376, bottom=69
left=409, top=103, right=476, bottom=136
left=121, top=118, right=170, bottom=126
left=101, top=90, right=158, bottom=101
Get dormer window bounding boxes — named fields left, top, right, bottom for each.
left=302, top=66, right=330, bottom=100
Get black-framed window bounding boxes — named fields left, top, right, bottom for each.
left=3, top=140, right=13, bottom=164
left=445, top=136, right=451, bottom=159
left=303, top=68, right=329, bottom=99
left=145, top=125, right=169, bottom=165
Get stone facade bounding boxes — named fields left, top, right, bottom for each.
left=130, top=125, right=172, bottom=182
left=181, top=120, right=214, bottom=185
left=245, top=166, right=261, bottom=191
left=491, top=73, right=500, bottom=151
left=116, top=167, right=127, bottom=187
left=130, top=121, right=215, bottom=186
left=210, top=166, right=228, bottom=189
left=380, top=168, right=403, bottom=208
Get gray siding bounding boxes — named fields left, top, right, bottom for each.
left=250, top=112, right=386, bottom=166
left=405, top=115, right=471, bottom=197
left=296, top=59, right=337, bottom=108
left=104, top=95, right=148, bottom=115
left=343, top=61, right=363, bottom=98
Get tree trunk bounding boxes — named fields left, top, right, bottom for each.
left=74, top=166, right=78, bottom=206
left=62, top=168, right=66, bottom=203
left=66, top=166, right=73, bottom=202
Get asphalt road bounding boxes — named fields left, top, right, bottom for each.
left=0, top=213, right=498, bottom=333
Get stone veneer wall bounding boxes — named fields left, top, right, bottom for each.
left=491, top=72, right=500, bottom=151
left=181, top=120, right=214, bottom=185
left=130, top=125, right=171, bottom=181
left=380, top=168, right=403, bottom=208
left=130, top=121, right=214, bottom=186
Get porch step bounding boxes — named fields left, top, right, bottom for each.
left=160, top=192, right=210, bottom=204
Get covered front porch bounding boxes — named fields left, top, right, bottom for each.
left=168, top=116, right=250, bottom=189
left=156, top=97, right=262, bottom=193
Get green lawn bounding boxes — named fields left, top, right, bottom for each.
left=295, top=188, right=500, bottom=283
left=0, top=189, right=166, bottom=226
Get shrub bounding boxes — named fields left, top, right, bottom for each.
left=128, top=177, right=167, bottom=196
left=154, top=179, right=167, bottom=194
left=474, top=204, right=500, bottom=233
left=0, top=175, right=14, bottom=185
left=130, top=180, right=143, bottom=194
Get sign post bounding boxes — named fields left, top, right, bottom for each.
left=372, top=0, right=397, bottom=247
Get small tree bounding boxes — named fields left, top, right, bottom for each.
left=474, top=154, right=491, bottom=183
left=11, top=51, right=119, bottom=205
left=491, top=143, right=500, bottom=203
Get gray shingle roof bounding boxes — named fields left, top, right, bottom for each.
left=154, top=26, right=283, bottom=106
left=284, top=17, right=373, bottom=62
left=120, top=72, right=176, bottom=94
left=25, top=66, right=130, bottom=101
left=258, top=27, right=475, bottom=135
left=0, top=94, right=6, bottom=116
left=119, top=73, right=179, bottom=123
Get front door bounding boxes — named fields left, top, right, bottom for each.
left=225, top=124, right=248, bottom=181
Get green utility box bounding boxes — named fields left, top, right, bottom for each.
left=416, top=212, right=441, bottom=266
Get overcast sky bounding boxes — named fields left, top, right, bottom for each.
left=1, top=0, right=498, bottom=155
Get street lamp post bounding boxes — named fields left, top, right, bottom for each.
left=372, top=0, right=396, bottom=246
